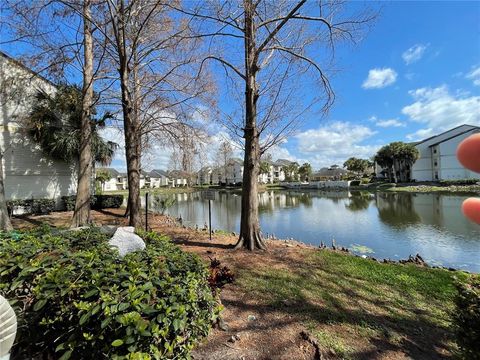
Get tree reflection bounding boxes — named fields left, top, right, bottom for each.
left=345, top=191, right=373, bottom=212
left=376, top=192, right=421, bottom=227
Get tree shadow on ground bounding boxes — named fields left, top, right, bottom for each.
left=173, top=238, right=233, bottom=250
left=216, top=247, right=455, bottom=360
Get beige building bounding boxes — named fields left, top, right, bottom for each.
left=0, top=51, right=77, bottom=208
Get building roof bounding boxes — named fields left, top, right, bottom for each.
left=96, top=167, right=120, bottom=177
left=313, top=167, right=349, bottom=177
left=149, top=169, right=169, bottom=177
left=273, top=159, right=295, bottom=166
left=0, top=51, right=57, bottom=88
left=168, top=170, right=189, bottom=178
left=229, top=158, right=243, bottom=165
left=415, top=124, right=477, bottom=146
left=428, top=127, right=480, bottom=147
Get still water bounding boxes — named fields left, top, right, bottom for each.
left=148, top=190, right=480, bottom=272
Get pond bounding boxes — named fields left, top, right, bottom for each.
left=146, top=190, right=480, bottom=272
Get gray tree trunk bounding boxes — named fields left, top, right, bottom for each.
left=116, top=0, right=141, bottom=228
left=235, top=0, right=266, bottom=250
left=0, top=150, right=13, bottom=231
left=71, top=0, right=93, bottom=228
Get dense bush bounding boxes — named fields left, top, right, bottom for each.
left=6, top=198, right=56, bottom=215
left=92, top=195, right=124, bottom=209
left=0, top=228, right=218, bottom=359
left=349, top=180, right=361, bottom=186
left=62, top=194, right=123, bottom=211
left=62, top=195, right=96, bottom=211
left=452, top=275, right=480, bottom=359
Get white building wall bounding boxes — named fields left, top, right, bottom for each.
left=149, top=176, right=168, bottom=188
left=411, top=125, right=478, bottom=182
left=103, top=178, right=118, bottom=191
left=438, top=133, right=480, bottom=180
left=0, top=53, right=77, bottom=208
left=226, top=162, right=243, bottom=185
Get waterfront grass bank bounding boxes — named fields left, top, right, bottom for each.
left=10, top=209, right=476, bottom=359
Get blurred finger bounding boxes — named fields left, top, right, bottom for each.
left=462, top=198, right=480, bottom=224
left=457, top=133, right=480, bottom=173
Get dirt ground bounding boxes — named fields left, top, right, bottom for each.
left=11, top=209, right=457, bottom=360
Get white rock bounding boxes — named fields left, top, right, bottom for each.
left=108, top=227, right=146, bottom=257
left=0, top=295, right=17, bottom=357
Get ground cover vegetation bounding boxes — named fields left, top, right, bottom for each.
left=0, top=227, right=219, bottom=359
left=232, top=247, right=478, bottom=359
left=7, top=210, right=480, bottom=359
left=62, top=195, right=124, bottom=211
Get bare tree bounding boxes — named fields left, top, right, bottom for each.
left=215, top=140, right=234, bottom=183
left=98, top=0, right=214, bottom=227
left=2, top=0, right=113, bottom=228
left=72, top=0, right=94, bottom=227
left=178, top=0, right=374, bottom=250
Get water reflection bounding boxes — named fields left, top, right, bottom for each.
left=376, top=193, right=421, bottom=226
left=147, top=189, right=480, bottom=272
left=345, top=191, right=374, bottom=212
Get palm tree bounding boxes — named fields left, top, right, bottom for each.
left=374, top=142, right=419, bottom=183
left=26, top=85, right=117, bottom=166
left=299, top=163, right=313, bottom=181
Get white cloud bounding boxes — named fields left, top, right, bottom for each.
left=99, top=126, right=173, bottom=172
left=362, top=68, right=397, bottom=89
left=406, top=128, right=435, bottom=141
left=375, top=118, right=406, bottom=128
left=405, top=73, right=415, bottom=81
left=466, top=66, right=480, bottom=86
left=294, top=122, right=380, bottom=168
left=99, top=126, right=125, bottom=169
left=402, top=85, right=480, bottom=140
left=402, top=44, right=428, bottom=65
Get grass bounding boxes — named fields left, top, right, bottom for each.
left=104, top=187, right=198, bottom=196
left=235, top=249, right=471, bottom=358
left=384, top=185, right=480, bottom=193
left=353, top=182, right=480, bottom=194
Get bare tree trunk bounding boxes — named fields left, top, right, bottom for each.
left=116, top=0, right=141, bottom=228
left=391, top=161, right=398, bottom=183
left=235, top=0, right=266, bottom=250
left=71, top=0, right=93, bottom=228
left=0, top=150, right=13, bottom=231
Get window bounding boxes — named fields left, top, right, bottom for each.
left=434, top=171, right=439, bottom=180
left=433, top=149, right=437, bottom=154
left=434, top=161, right=438, bottom=167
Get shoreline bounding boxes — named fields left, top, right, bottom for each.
left=100, top=182, right=480, bottom=196
left=10, top=208, right=477, bottom=359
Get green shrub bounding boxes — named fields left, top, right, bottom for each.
left=62, top=195, right=123, bottom=211
left=62, top=195, right=95, bottom=211
left=452, top=275, right=480, bottom=359
left=0, top=228, right=218, bottom=359
left=92, top=195, right=124, bottom=209
left=349, top=180, right=361, bottom=186
left=6, top=198, right=56, bottom=215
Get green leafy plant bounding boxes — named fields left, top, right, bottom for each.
left=452, top=275, right=480, bottom=359
left=93, top=195, right=124, bottom=209
left=152, top=196, right=176, bottom=215
left=208, top=258, right=235, bottom=296
left=0, top=227, right=218, bottom=359
left=62, top=195, right=123, bottom=211
left=6, top=199, right=56, bottom=215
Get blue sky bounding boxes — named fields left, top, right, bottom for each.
left=270, top=0, right=480, bottom=169
left=1, top=1, right=479, bottom=171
